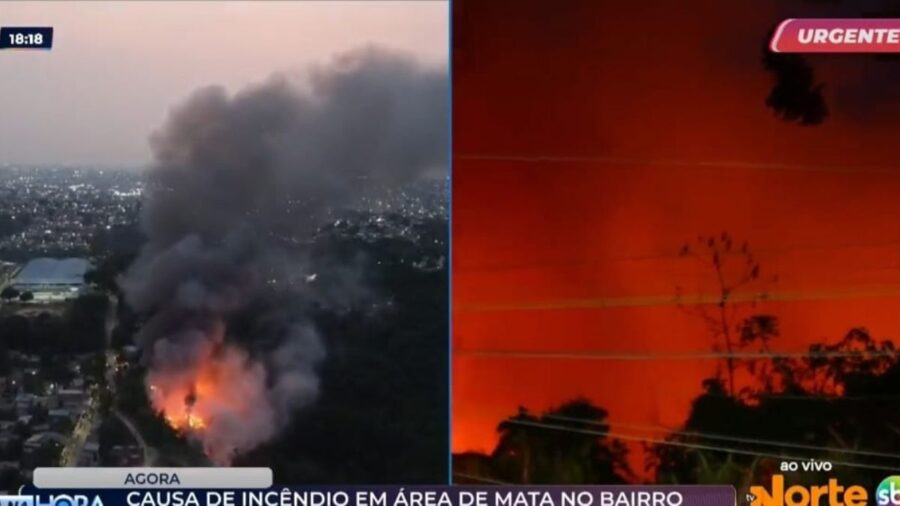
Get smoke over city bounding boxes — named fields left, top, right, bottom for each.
left=119, top=47, right=448, bottom=464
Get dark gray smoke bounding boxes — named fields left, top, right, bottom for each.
left=119, top=47, right=447, bottom=464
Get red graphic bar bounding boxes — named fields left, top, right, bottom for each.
left=770, top=18, right=900, bottom=53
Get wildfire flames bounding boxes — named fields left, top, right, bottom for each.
left=146, top=326, right=273, bottom=465
left=150, top=381, right=213, bottom=434
left=163, top=406, right=209, bottom=431
left=149, top=362, right=221, bottom=435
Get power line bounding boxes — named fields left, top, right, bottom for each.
left=457, top=237, right=900, bottom=274
left=542, top=414, right=900, bottom=461
left=503, top=418, right=900, bottom=473
left=455, top=348, right=900, bottom=361
left=452, top=472, right=509, bottom=485
left=454, top=153, right=900, bottom=175
left=717, top=393, right=900, bottom=401
left=455, top=285, right=900, bottom=313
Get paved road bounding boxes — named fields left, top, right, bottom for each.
left=59, top=294, right=117, bottom=466
left=61, top=293, right=160, bottom=466
left=58, top=388, right=99, bottom=466
left=113, top=408, right=157, bottom=465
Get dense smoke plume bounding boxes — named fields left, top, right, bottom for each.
left=120, top=47, right=447, bottom=464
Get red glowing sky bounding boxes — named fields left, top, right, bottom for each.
left=451, top=0, right=900, bottom=471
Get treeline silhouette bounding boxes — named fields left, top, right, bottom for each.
left=454, top=235, right=900, bottom=487
left=454, top=399, right=633, bottom=484
left=453, top=323, right=900, bottom=487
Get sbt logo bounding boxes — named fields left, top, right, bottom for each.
left=0, top=496, right=103, bottom=506
left=877, top=476, right=900, bottom=506
left=749, top=474, right=867, bottom=506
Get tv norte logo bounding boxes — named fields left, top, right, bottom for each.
left=878, top=476, right=900, bottom=506
left=748, top=475, right=866, bottom=506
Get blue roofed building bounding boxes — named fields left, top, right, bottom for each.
left=9, top=258, right=91, bottom=301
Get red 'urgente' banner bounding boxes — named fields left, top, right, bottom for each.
left=770, top=18, right=900, bottom=53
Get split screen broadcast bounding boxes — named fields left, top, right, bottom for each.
left=2, top=1, right=900, bottom=504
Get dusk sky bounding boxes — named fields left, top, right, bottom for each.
left=0, top=1, right=447, bottom=166
left=452, top=0, right=900, bottom=473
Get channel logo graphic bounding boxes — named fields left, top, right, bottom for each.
left=0, top=496, right=103, bottom=506
left=749, top=475, right=866, bottom=506
left=877, top=476, right=900, bottom=506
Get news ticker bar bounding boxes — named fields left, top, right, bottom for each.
left=33, top=468, right=273, bottom=489
left=7, top=486, right=738, bottom=506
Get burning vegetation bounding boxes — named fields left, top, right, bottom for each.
left=145, top=321, right=281, bottom=464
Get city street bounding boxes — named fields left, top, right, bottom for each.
left=58, top=386, right=99, bottom=466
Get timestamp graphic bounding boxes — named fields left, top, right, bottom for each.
left=0, top=26, right=53, bottom=49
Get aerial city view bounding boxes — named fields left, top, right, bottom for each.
left=0, top=166, right=149, bottom=479
left=0, top=1, right=449, bottom=489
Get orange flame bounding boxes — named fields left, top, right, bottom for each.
left=165, top=411, right=208, bottom=431
left=147, top=334, right=271, bottom=465
left=149, top=349, right=228, bottom=434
